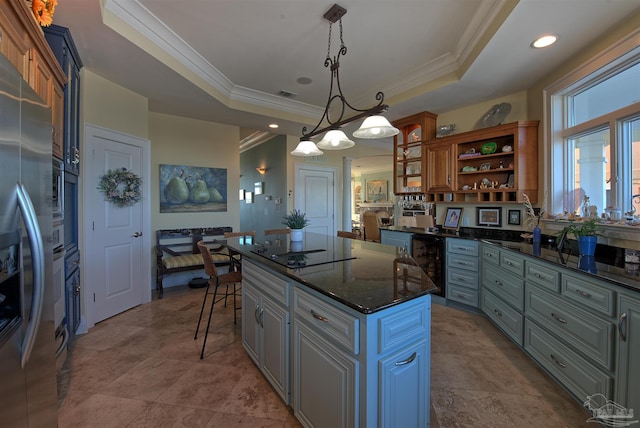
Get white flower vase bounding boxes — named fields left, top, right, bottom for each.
left=290, top=228, right=304, bottom=242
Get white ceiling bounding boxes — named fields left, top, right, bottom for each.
left=51, top=0, right=640, bottom=171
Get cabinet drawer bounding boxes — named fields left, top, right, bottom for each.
left=483, top=264, right=524, bottom=310
left=525, top=260, right=560, bottom=292
left=482, top=289, right=523, bottom=346
left=500, top=252, right=525, bottom=277
left=447, top=238, right=479, bottom=257
left=447, top=268, right=479, bottom=290
left=244, top=261, right=289, bottom=306
left=481, top=244, right=500, bottom=266
left=447, top=253, right=479, bottom=272
left=561, top=272, right=615, bottom=317
left=524, top=319, right=612, bottom=401
left=378, top=299, right=430, bottom=355
left=525, top=285, right=613, bottom=369
left=294, top=287, right=359, bottom=354
left=447, top=284, right=478, bottom=307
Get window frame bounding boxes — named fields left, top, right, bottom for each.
left=545, top=31, right=640, bottom=221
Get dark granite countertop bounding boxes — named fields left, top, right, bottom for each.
left=382, top=226, right=640, bottom=293
left=217, top=232, right=438, bottom=314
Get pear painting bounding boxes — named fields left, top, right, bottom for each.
left=160, top=164, right=227, bottom=213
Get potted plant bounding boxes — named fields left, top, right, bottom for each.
left=560, top=217, right=601, bottom=256
left=282, top=209, right=310, bottom=241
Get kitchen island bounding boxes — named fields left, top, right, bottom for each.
left=220, top=232, right=438, bottom=428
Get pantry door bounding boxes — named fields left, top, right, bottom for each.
left=83, top=124, right=151, bottom=328
left=294, top=164, right=337, bottom=238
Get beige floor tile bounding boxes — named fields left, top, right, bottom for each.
left=217, top=372, right=292, bottom=421
left=154, top=362, right=246, bottom=411
left=101, top=356, right=197, bottom=401
left=127, top=402, right=216, bottom=427
left=57, top=286, right=594, bottom=427
left=57, top=393, right=149, bottom=428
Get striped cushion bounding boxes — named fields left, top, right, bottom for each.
left=162, top=253, right=230, bottom=269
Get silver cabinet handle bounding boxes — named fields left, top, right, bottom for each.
left=310, top=309, right=329, bottom=322
left=394, top=351, right=417, bottom=366
left=494, top=280, right=503, bottom=287
left=550, top=354, right=567, bottom=368
left=133, top=232, right=142, bottom=237
left=618, top=312, right=628, bottom=342
left=507, top=261, right=514, bottom=266
left=260, top=307, right=264, bottom=328
left=576, top=289, right=592, bottom=298
left=254, top=305, right=260, bottom=325
left=551, top=312, right=567, bottom=324
left=494, top=309, right=502, bottom=318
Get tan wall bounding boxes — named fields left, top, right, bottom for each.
left=149, top=112, right=241, bottom=232
left=81, top=70, right=149, bottom=139
left=436, top=90, right=529, bottom=134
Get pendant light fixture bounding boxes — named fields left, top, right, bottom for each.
left=290, top=4, right=399, bottom=157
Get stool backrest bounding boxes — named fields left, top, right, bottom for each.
left=264, top=228, right=290, bottom=235
left=337, top=230, right=357, bottom=239
left=197, top=240, right=218, bottom=278
left=224, top=231, right=256, bottom=238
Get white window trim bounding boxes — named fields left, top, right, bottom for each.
left=543, top=28, right=640, bottom=246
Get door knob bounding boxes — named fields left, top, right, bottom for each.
left=133, top=232, right=142, bottom=237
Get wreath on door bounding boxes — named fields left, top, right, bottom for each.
left=97, top=168, right=142, bottom=207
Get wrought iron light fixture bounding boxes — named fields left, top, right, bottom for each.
left=291, top=4, right=399, bottom=157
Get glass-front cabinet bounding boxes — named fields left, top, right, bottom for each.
left=392, top=112, right=437, bottom=196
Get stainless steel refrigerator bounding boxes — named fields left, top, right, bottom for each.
left=0, top=54, right=58, bottom=427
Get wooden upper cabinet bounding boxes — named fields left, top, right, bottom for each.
left=0, top=0, right=66, bottom=158
left=392, top=111, right=438, bottom=195
left=425, top=142, right=454, bottom=193
left=425, top=121, right=539, bottom=204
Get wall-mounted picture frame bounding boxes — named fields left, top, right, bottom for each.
left=477, top=207, right=502, bottom=227
left=160, top=164, right=227, bottom=213
left=245, top=191, right=253, bottom=204
left=239, top=189, right=245, bottom=200
left=480, top=162, right=491, bottom=171
left=508, top=209, right=521, bottom=225
left=443, top=207, right=463, bottom=231
left=254, top=181, right=264, bottom=195
left=366, top=179, right=387, bottom=202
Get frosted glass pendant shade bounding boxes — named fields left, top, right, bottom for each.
left=291, top=140, right=323, bottom=156
left=316, top=129, right=355, bottom=150
left=352, top=115, right=400, bottom=138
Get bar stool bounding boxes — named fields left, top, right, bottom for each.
left=194, top=240, right=242, bottom=359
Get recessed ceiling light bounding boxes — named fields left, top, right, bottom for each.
left=268, top=123, right=279, bottom=129
left=531, top=34, right=558, bottom=49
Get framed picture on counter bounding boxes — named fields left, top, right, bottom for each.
left=508, top=209, right=521, bottom=225
left=477, top=207, right=501, bottom=227
left=443, top=207, right=463, bottom=231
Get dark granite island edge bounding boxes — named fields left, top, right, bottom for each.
left=218, top=232, right=438, bottom=314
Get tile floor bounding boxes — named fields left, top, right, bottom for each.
left=57, top=285, right=593, bottom=427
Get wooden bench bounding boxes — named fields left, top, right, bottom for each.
left=156, top=227, right=232, bottom=298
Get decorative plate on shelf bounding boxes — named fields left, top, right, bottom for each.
left=479, top=103, right=512, bottom=128
left=481, top=142, right=497, bottom=154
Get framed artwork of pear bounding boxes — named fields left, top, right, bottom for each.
left=160, top=163, right=227, bottom=213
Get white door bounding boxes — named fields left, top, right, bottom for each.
left=84, top=124, right=151, bottom=326
left=294, top=164, right=337, bottom=239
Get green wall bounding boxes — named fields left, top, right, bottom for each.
left=240, top=135, right=288, bottom=233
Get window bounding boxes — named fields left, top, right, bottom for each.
left=549, top=40, right=640, bottom=219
